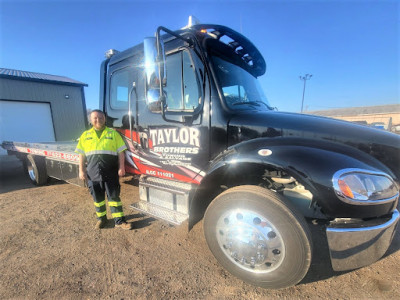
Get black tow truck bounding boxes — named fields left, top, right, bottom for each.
left=3, top=18, right=399, bottom=289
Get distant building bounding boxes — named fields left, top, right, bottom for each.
left=306, top=104, right=400, bottom=133
left=0, top=68, right=88, bottom=154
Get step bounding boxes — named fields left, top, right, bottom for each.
left=130, top=201, right=189, bottom=225
left=140, top=176, right=192, bottom=195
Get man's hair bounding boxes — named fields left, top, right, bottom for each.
left=90, top=109, right=105, bottom=116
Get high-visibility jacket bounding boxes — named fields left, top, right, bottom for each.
left=75, top=126, right=127, bottom=181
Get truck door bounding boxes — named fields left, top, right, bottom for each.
left=137, top=48, right=209, bottom=185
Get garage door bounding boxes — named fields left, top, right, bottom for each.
left=0, top=100, right=55, bottom=154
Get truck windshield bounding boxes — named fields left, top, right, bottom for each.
left=212, top=56, right=272, bottom=111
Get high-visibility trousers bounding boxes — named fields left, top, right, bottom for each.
left=87, top=177, right=125, bottom=224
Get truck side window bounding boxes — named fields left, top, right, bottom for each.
left=164, top=53, right=182, bottom=110
left=183, top=51, right=200, bottom=110
left=110, top=68, right=132, bottom=110
left=164, top=50, right=200, bottom=112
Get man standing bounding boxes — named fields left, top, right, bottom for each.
left=75, top=110, right=132, bottom=230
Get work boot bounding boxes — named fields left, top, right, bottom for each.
left=95, top=219, right=107, bottom=229
left=115, top=221, right=132, bottom=230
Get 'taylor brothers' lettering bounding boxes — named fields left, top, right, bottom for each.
left=149, top=128, right=200, bottom=147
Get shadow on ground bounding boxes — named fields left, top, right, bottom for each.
left=0, top=155, right=66, bottom=194
left=0, top=155, right=32, bottom=193
left=126, top=213, right=157, bottom=229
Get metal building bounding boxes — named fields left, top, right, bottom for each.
left=0, top=68, right=88, bottom=153
left=306, top=104, right=400, bottom=133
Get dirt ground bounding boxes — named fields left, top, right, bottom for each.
left=0, top=155, right=399, bottom=300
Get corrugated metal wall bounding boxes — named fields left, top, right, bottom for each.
left=0, top=77, right=87, bottom=141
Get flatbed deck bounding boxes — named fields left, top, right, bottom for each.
left=2, top=141, right=79, bottom=164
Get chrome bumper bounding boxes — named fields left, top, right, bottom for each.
left=326, top=209, right=399, bottom=271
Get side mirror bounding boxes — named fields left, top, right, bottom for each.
left=144, top=38, right=164, bottom=88
left=144, top=37, right=166, bottom=112
left=146, top=89, right=162, bottom=112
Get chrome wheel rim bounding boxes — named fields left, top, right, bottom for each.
left=27, top=161, right=36, bottom=181
left=215, top=208, right=285, bottom=273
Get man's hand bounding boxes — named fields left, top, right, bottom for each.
left=118, top=168, right=126, bottom=177
left=79, top=169, right=87, bottom=181
left=78, top=154, right=87, bottom=181
left=118, top=151, right=126, bottom=177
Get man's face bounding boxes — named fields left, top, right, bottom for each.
left=90, top=112, right=106, bottom=130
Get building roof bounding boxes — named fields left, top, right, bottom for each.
left=307, top=104, right=400, bottom=117
left=0, top=68, right=88, bottom=87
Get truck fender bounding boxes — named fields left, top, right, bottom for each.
left=189, top=137, right=396, bottom=228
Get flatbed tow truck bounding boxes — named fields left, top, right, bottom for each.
left=3, top=18, right=399, bottom=289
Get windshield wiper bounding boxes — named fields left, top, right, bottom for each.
left=233, top=101, right=261, bottom=106
left=233, top=101, right=273, bottom=110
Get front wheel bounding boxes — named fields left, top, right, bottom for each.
left=204, top=185, right=312, bottom=289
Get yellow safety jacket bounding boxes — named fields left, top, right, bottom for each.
left=75, top=126, right=127, bottom=181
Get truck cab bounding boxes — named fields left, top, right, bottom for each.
left=98, top=21, right=399, bottom=289
left=100, top=24, right=271, bottom=182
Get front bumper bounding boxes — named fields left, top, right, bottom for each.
left=326, top=209, right=399, bottom=271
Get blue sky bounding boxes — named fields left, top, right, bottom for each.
left=1, top=0, right=399, bottom=112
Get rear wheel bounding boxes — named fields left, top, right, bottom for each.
left=25, top=154, right=48, bottom=186
left=204, top=185, right=312, bottom=289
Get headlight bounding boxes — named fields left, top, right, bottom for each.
left=332, top=168, right=399, bottom=205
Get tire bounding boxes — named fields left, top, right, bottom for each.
left=204, top=185, right=312, bottom=289
left=25, top=154, right=48, bottom=186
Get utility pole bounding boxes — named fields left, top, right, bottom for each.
left=299, top=74, right=312, bottom=113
